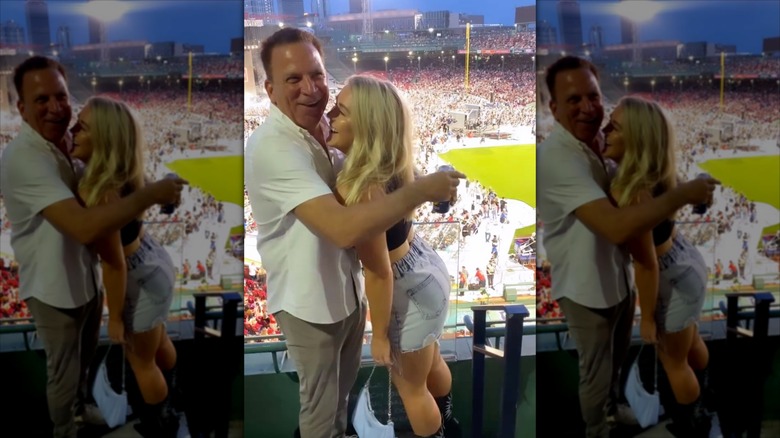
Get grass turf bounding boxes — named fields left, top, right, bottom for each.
left=439, top=145, right=536, bottom=253
left=439, top=145, right=536, bottom=207
left=700, top=154, right=779, bottom=239
left=166, top=155, right=244, bottom=207
left=699, top=155, right=779, bottom=210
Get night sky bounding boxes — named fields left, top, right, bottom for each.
left=0, top=1, right=243, bottom=54
left=537, top=0, right=780, bottom=54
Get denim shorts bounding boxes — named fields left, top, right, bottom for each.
left=123, top=234, right=175, bottom=333
left=389, top=235, right=451, bottom=360
left=654, top=234, right=708, bottom=333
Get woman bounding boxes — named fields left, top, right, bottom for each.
left=603, top=96, right=712, bottom=437
left=327, top=75, right=461, bottom=438
left=70, top=96, right=179, bottom=437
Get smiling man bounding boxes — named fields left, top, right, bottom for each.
left=244, top=28, right=464, bottom=437
left=537, top=56, right=718, bottom=438
left=0, top=56, right=185, bottom=438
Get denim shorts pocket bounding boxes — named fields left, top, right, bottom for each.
left=667, top=263, right=706, bottom=306
left=406, top=274, right=448, bottom=320
left=136, top=264, right=174, bottom=306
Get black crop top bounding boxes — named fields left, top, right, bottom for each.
left=651, top=184, right=674, bottom=246
left=119, top=185, right=142, bottom=246
left=385, top=177, right=412, bottom=251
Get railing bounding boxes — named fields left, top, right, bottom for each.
left=471, top=304, right=530, bottom=438
left=721, top=291, right=778, bottom=438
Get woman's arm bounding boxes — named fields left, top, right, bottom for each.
left=84, top=189, right=129, bottom=344
left=616, top=189, right=660, bottom=344
left=338, top=184, right=394, bottom=366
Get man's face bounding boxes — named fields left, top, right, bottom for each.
left=16, top=67, right=72, bottom=145
left=264, top=42, right=328, bottom=135
left=549, top=67, right=604, bottom=144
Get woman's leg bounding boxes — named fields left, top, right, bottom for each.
left=659, top=325, right=699, bottom=405
left=427, top=342, right=461, bottom=436
left=126, top=324, right=168, bottom=404
left=426, top=342, right=451, bottom=397
left=156, top=328, right=177, bottom=372
left=687, top=324, right=709, bottom=372
left=126, top=324, right=179, bottom=438
left=392, top=343, right=441, bottom=437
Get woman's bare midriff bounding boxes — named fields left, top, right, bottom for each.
left=388, top=226, right=415, bottom=265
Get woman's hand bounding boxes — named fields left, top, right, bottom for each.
left=640, top=318, right=658, bottom=345
left=371, top=335, right=393, bottom=366
left=108, top=318, right=126, bottom=345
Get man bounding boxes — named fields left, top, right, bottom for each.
left=537, top=56, right=718, bottom=438
left=0, top=56, right=186, bottom=438
left=244, top=29, right=464, bottom=438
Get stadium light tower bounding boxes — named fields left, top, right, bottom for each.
left=614, top=1, right=663, bottom=63
left=362, top=0, right=373, bottom=41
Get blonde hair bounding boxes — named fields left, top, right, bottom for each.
left=611, top=96, right=678, bottom=207
left=78, top=96, right=146, bottom=207
left=336, top=75, right=415, bottom=206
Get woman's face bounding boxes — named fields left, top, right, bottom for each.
left=326, top=85, right=354, bottom=153
left=70, top=105, right=94, bottom=162
left=602, top=104, right=626, bottom=162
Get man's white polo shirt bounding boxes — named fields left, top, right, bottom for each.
left=0, top=122, right=100, bottom=309
left=537, top=122, right=633, bottom=309
left=245, top=105, right=364, bottom=324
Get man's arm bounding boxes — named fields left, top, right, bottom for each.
left=42, top=188, right=158, bottom=246
left=575, top=177, right=718, bottom=245
left=294, top=171, right=462, bottom=248
left=4, top=148, right=183, bottom=245
left=251, top=139, right=463, bottom=249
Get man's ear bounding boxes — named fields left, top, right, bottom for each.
left=264, top=80, right=274, bottom=104
left=16, top=99, right=24, bottom=118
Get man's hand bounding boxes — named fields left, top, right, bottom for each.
left=414, top=170, right=466, bottom=202
left=146, top=177, right=188, bottom=205
left=675, top=176, right=720, bottom=206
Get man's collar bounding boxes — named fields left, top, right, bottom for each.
left=20, top=121, right=72, bottom=159
left=268, top=103, right=331, bottom=150
left=550, top=121, right=603, bottom=154
left=19, top=121, right=49, bottom=146
left=269, top=104, right=326, bottom=138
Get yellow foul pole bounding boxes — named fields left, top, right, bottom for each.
left=465, top=23, right=470, bottom=93
left=719, top=51, right=725, bottom=111
left=187, top=51, right=193, bottom=113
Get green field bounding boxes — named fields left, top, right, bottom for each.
left=166, top=156, right=244, bottom=206
left=439, top=145, right=536, bottom=253
left=700, top=154, right=780, bottom=237
left=439, top=145, right=536, bottom=207
left=700, top=155, right=780, bottom=209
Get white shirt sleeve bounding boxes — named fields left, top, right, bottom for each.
left=251, top=140, right=334, bottom=215
left=5, top=146, right=76, bottom=220
left=538, top=149, right=608, bottom=223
